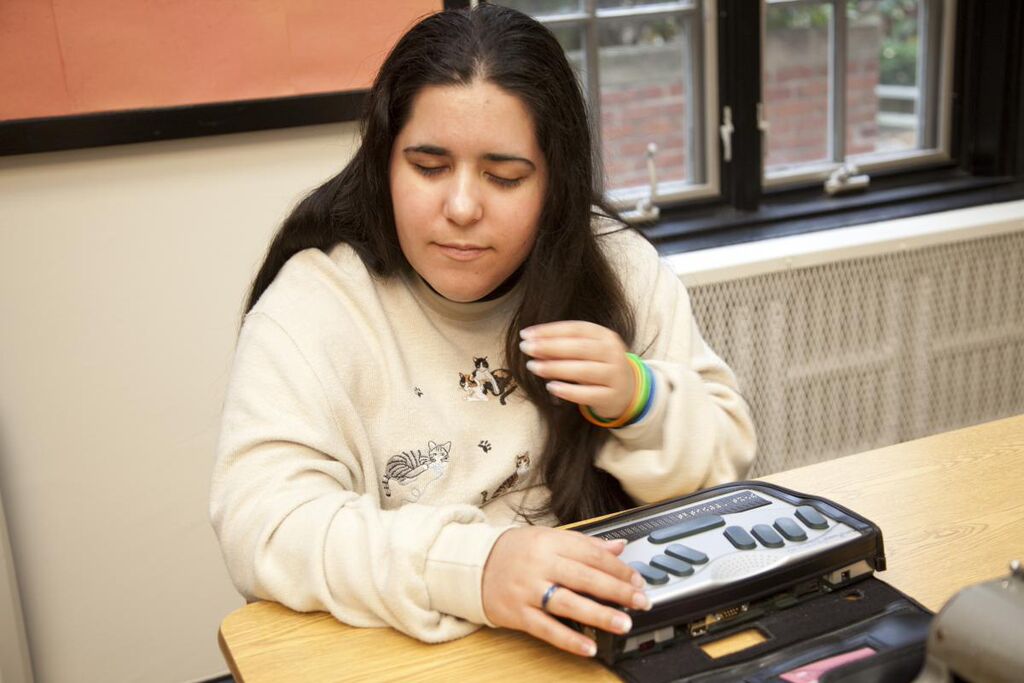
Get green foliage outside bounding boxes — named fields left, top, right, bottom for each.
left=503, top=0, right=921, bottom=85
left=765, top=0, right=920, bottom=85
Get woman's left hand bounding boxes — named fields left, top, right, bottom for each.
left=520, top=321, right=635, bottom=420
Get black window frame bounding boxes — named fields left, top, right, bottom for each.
left=649, top=0, right=1024, bottom=253
left=2, top=0, right=1021, bottom=255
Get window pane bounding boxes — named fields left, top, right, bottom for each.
left=763, top=3, right=833, bottom=171
left=847, top=0, right=921, bottom=156
left=550, top=24, right=587, bottom=91
left=599, top=15, right=695, bottom=190
left=499, top=0, right=582, bottom=15
left=598, top=0, right=691, bottom=8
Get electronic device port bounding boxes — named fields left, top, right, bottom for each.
left=825, top=560, right=874, bottom=587
left=687, top=603, right=750, bottom=637
left=622, top=625, right=675, bottom=654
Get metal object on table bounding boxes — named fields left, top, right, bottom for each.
left=912, top=559, right=1024, bottom=683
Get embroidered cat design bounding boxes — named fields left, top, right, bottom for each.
left=459, top=372, right=488, bottom=401
left=481, top=452, right=531, bottom=504
left=381, top=441, right=451, bottom=503
left=466, top=356, right=518, bottom=405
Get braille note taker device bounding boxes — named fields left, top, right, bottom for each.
left=570, top=482, right=934, bottom=683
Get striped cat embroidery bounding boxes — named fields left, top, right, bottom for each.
left=381, top=440, right=452, bottom=503
left=481, top=452, right=531, bottom=504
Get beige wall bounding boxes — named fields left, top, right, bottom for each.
left=0, top=122, right=359, bottom=682
left=1, top=488, right=33, bottom=683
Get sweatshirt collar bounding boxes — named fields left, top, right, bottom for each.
left=407, top=271, right=523, bottom=322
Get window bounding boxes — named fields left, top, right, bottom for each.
left=499, top=0, right=718, bottom=218
left=492, top=0, right=1024, bottom=250
left=762, top=0, right=951, bottom=185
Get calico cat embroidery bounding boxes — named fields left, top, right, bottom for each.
left=381, top=440, right=452, bottom=503
left=481, top=452, right=531, bottom=504
left=459, top=372, right=488, bottom=401
left=466, top=356, right=518, bottom=405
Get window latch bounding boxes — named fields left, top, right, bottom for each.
left=824, top=162, right=870, bottom=196
left=621, top=143, right=660, bottom=225
left=757, top=102, right=770, bottom=134
left=720, top=106, right=734, bottom=162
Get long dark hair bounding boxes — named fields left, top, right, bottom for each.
left=245, top=4, right=637, bottom=523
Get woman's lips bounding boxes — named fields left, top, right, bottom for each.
left=436, top=243, right=488, bottom=261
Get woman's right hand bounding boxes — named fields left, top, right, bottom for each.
left=481, top=526, right=652, bottom=657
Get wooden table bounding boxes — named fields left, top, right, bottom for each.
left=219, top=415, right=1024, bottom=682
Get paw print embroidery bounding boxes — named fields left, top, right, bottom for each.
left=478, top=440, right=492, bottom=453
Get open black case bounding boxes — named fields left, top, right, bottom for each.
left=570, top=482, right=932, bottom=683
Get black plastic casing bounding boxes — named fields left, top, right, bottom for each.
left=568, top=481, right=887, bottom=665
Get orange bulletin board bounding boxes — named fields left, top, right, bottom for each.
left=1, top=0, right=441, bottom=122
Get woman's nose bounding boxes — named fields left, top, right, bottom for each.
left=443, top=170, right=483, bottom=226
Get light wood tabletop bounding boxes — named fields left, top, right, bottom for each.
left=218, top=414, right=1024, bottom=682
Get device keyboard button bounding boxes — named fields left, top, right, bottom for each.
left=630, top=561, right=670, bottom=585
left=665, top=544, right=709, bottom=564
left=795, top=505, right=830, bottom=529
left=650, top=554, right=694, bottom=576
left=648, top=515, right=725, bottom=544
left=724, top=525, right=757, bottom=550
left=751, top=524, right=785, bottom=548
left=773, top=517, right=808, bottom=541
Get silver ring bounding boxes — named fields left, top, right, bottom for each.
left=541, top=583, right=561, bottom=612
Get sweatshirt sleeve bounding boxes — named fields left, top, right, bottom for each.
left=209, top=312, right=509, bottom=643
left=594, top=234, right=757, bottom=503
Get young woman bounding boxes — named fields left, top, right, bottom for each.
left=210, top=4, right=755, bottom=658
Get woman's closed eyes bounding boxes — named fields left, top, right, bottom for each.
left=412, top=163, right=526, bottom=188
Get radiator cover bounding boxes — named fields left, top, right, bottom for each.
left=688, top=230, right=1024, bottom=476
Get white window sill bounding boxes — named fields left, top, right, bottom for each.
left=666, top=199, right=1024, bottom=286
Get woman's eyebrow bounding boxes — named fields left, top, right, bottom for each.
left=404, top=144, right=449, bottom=156
left=403, top=145, right=536, bottom=169
left=484, top=153, right=536, bottom=169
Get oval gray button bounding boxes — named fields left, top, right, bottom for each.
left=648, top=515, right=725, bottom=544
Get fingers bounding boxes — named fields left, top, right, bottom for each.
left=559, top=534, right=649, bottom=607
left=525, top=356, right=632, bottom=410
left=526, top=359, right=618, bottom=385
left=569, top=532, right=638, bottom=581
left=521, top=320, right=608, bottom=340
left=519, top=322, right=636, bottom=416
left=544, top=381, right=620, bottom=408
left=576, top=535, right=640, bottom=585
left=519, top=321, right=626, bottom=362
left=594, top=536, right=629, bottom=556
left=559, top=560, right=650, bottom=611
left=481, top=528, right=651, bottom=659
left=520, top=336, right=608, bottom=362
left=543, top=586, right=633, bottom=636
left=522, top=607, right=599, bottom=657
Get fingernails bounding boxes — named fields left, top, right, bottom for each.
left=632, top=592, right=652, bottom=611
left=545, top=381, right=564, bottom=394
left=526, top=360, right=540, bottom=374
left=612, top=614, right=632, bottom=633
left=579, top=639, right=597, bottom=657
left=520, top=327, right=536, bottom=339
left=605, top=538, right=628, bottom=550
left=631, top=572, right=645, bottom=589
left=519, top=340, right=536, bottom=355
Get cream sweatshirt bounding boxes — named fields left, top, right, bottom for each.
left=210, top=226, right=756, bottom=643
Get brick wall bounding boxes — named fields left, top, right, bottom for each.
left=597, top=21, right=881, bottom=190
left=763, top=22, right=881, bottom=168
left=599, top=43, right=689, bottom=190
